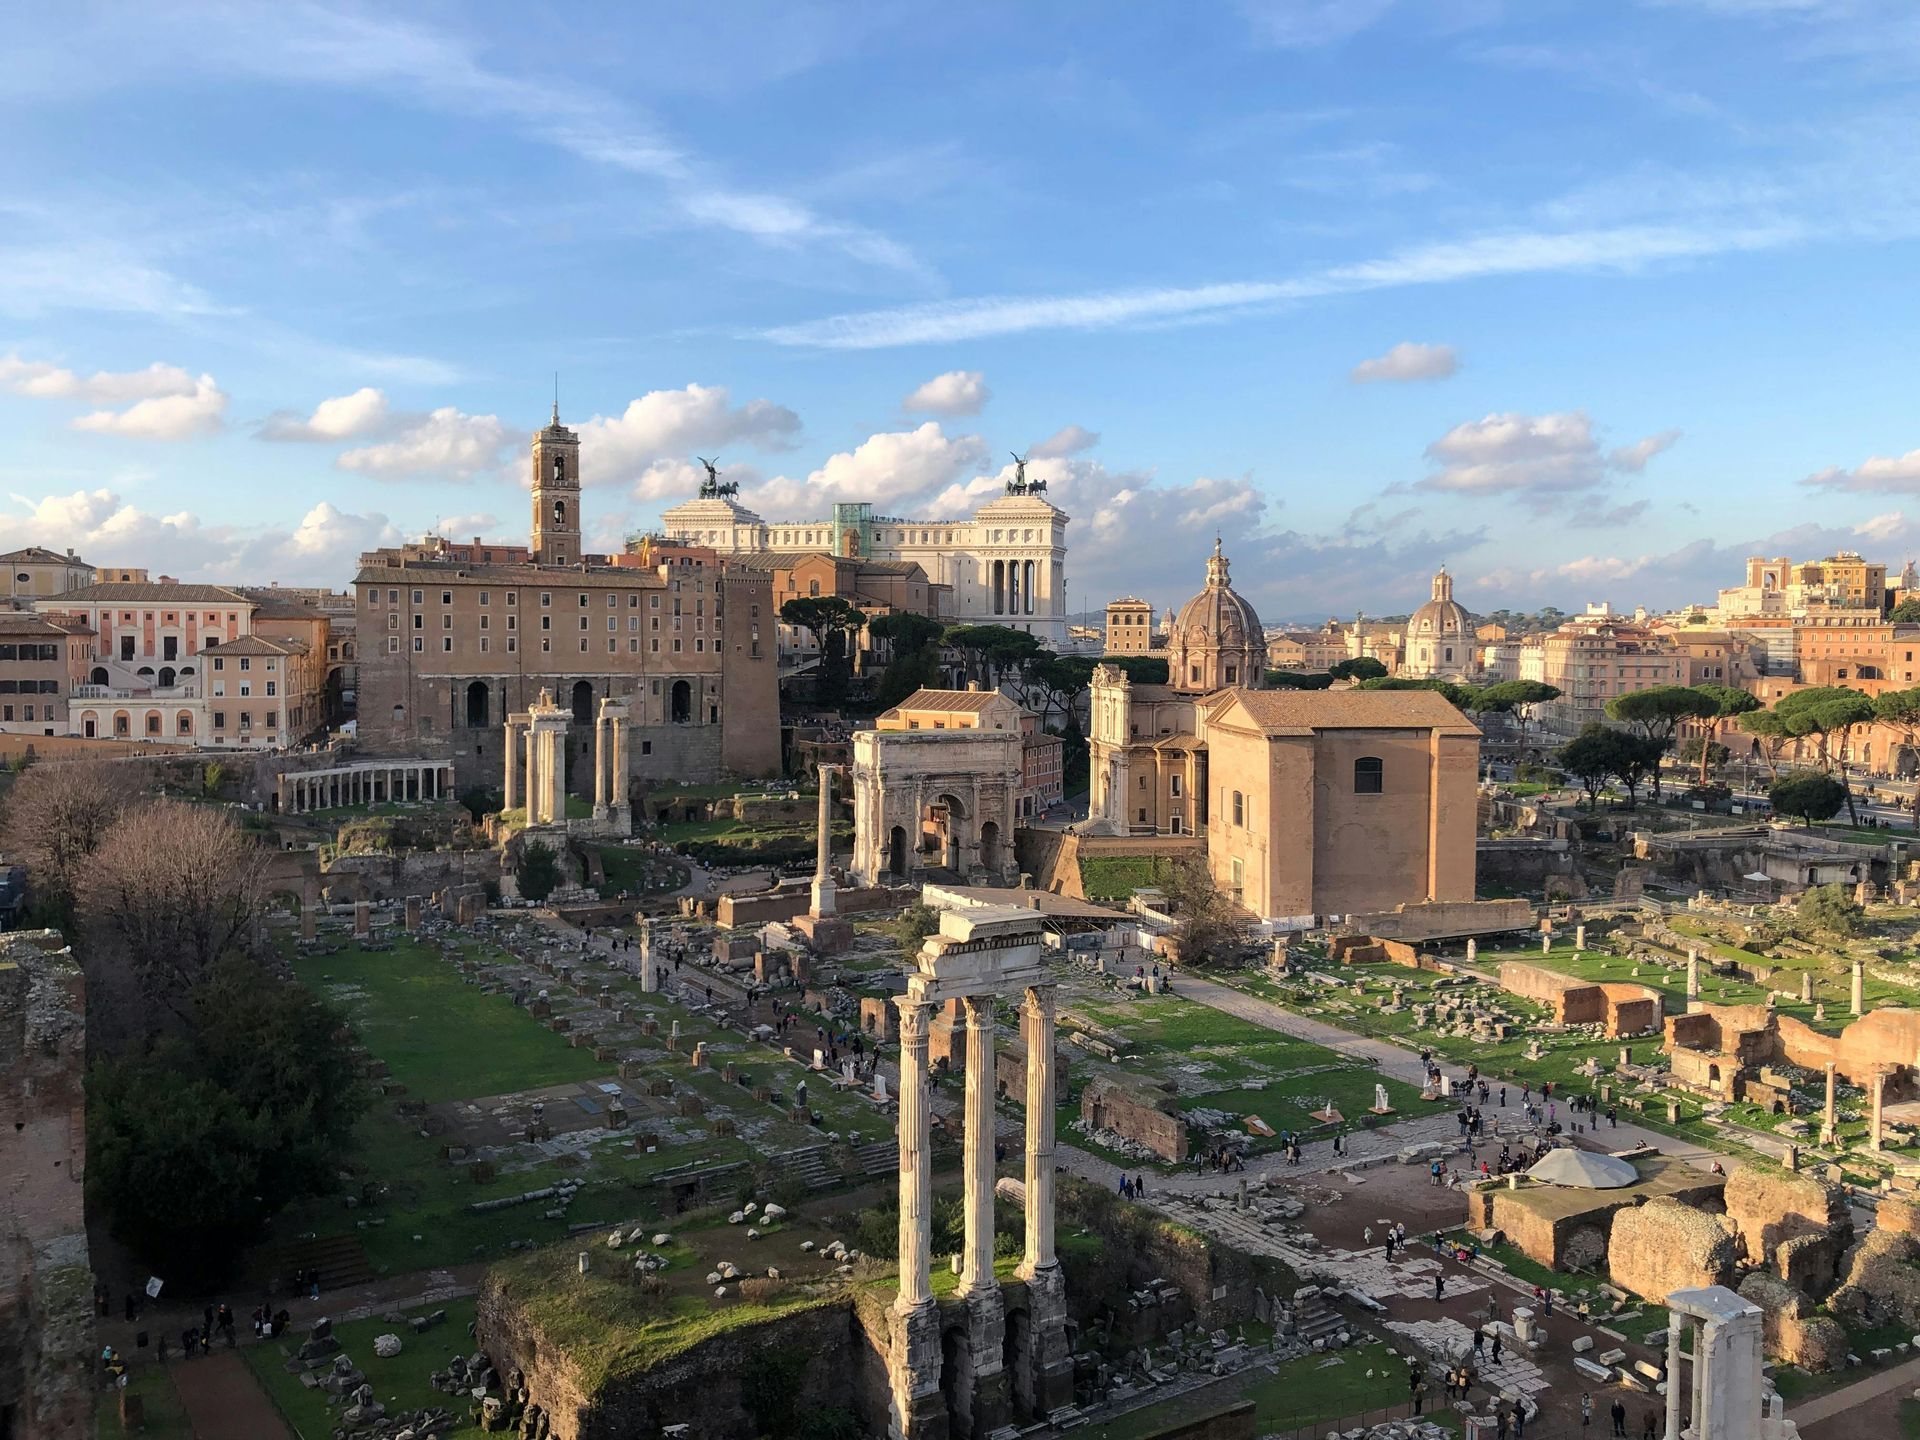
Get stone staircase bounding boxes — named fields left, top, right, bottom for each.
left=1289, top=1284, right=1346, bottom=1349
left=780, top=1138, right=900, bottom=1191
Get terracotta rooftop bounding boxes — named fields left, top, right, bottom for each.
left=0, top=546, right=89, bottom=566
left=203, top=635, right=305, bottom=657
left=883, top=688, right=1011, bottom=715
left=51, top=581, right=252, bottom=604
left=1222, top=686, right=1477, bottom=731
left=0, top=613, right=88, bottom=636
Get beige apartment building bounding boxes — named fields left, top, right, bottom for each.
left=1104, top=597, right=1158, bottom=655
left=353, top=408, right=781, bottom=796
left=0, top=546, right=92, bottom=603
left=34, top=581, right=328, bottom=747
left=1717, top=551, right=1890, bottom=617
left=1518, top=605, right=1693, bottom=736
left=0, top=613, right=94, bottom=735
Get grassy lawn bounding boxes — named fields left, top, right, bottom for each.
left=247, top=1297, right=482, bottom=1438
left=99, top=1362, right=193, bottom=1439
left=594, top=844, right=688, bottom=896
left=1085, top=1340, right=1434, bottom=1440
left=1080, top=854, right=1171, bottom=902
left=290, top=940, right=608, bottom=1105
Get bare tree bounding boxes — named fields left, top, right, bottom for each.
left=0, top=759, right=141, bottom=925
left=82, top=800, right=270, bottom=1017
left=1161, top=853, right=1241, bottom=966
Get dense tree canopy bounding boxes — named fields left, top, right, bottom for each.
left=868, top=612, right=947, bottom=707
left=1769, top=769, right=1848, bottom=826
left=1327, top=656, right=1387, bottom=682
left=781, top=596, right=868, bottom=706
left=1604, top=686, right=1718, bottom=801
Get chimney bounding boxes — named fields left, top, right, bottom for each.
left=967, top=680, right=982, bottom=692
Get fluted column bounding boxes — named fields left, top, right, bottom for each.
left=1873, top=1070, right=1887, bottom=1150
left=811, top=764, right=838, bottom=917
left=593, top=716, right=610, bottom=810
left=503, top=723, right=521, bottom=810
left=1664, top=1321, right=1685, bottom=1440
left=1823, top=1062, right=1837, bottom=1145
left=959, top=993, right=997, bottom=1296
left=1020, top=985, right=1057, bottom=1273
left=894, top=996, right=934, bottom=1310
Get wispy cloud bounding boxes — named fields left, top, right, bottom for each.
left=761, top=220, right=1807, bottom=348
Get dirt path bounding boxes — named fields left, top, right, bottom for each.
left=170, top=1351, right=291, bottom=1440
left=1792, top=1348, right=1920, bottom=1432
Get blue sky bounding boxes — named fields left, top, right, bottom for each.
left=4, top=1, right=1920, bottom=620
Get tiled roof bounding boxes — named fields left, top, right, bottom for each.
left=883, top=688, right=1010, bottom=715
left=0, top=546, right=88, bottom=565
left=50, top=582, right=252, bottom=604
left=354, top=559, right=667, bottom=589
left=204, top=635, right=304, bottom=656
left=0, top=613, right=86, bottom=636
left=1223, top=686, right=1475, bottom=731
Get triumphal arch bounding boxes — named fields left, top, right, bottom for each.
left=850, top=727, right=1022, bottom=887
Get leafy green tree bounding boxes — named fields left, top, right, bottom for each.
left=867, top=612, right=948, bottom=707
left=86, top=957, right=369, bottom=1286
left=1559, top=724, right=1625, bottom=810
left=1769, top=769, right=1848, bottom=827
left=1265, top=669, right=1334, bottom=690
left=1872, top=686, right=1920, bottom=829
left=1356, top=676, right=1477, bottom=708
left=1608, top=731, right=1665, bottom=807
left=943, top=624, right=1041, bottom=687
left=1797, top=882, right=1862, bottom=937
left=1328, top=656, right=1388, bottom=682
left=1017, top=653, right=1098, bottom=728
left=1677, top=736, right=1731, bottom=770
left=1739, top=707, right=1792, bottom=780
left=1604, top=686, right=1718, bottom=802
left=1690, top=685, right=1762, bottom=786
left=1774, top=685, right=1875, bottom=822
left=1103, top=654, right=1169, bottom=685
left=891, top=902, right=940, bottom=951
left=782, top=596, right=868, bottom=707
left=1162, top=853, right=1240, bottom=966
left=1892, top=596, right=1920, bottom=623
left=516, top=838, right=560, bottom=901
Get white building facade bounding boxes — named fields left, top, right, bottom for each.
left=660, top=491, right=1069, bottom=648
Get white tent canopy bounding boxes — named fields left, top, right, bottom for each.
left=1525, top=1149, right=1639, bottom=1189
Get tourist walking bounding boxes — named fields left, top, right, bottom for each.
left=1610, top=1397, right=1627, bottom=1436
left=1580, top=1392, right=1592, bottom=1429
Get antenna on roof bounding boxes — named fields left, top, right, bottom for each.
left=552, top=373, right=560, bottom=426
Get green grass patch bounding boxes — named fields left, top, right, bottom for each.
left=247, top=1297, right=481, bottom=1437
left=99, top=1362, right=193, bottom=1439
left=594, top=844, right=688, bottom=896
left=291, top=940, right=609, bottom=1105
left=1079, top=854, right=1171, bottom=902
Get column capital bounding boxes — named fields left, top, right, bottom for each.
left=961, top=992, right=997, bottom=1027
left=894, top=993, right=935, bottom=1033
left=1021, top=984, right=1057, bottom=1022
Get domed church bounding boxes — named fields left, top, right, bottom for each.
left=1402, top=567, right=1477, bottom=682
left=1167, top=538, right=1269, bottom=693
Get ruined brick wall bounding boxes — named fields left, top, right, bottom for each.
left=1829, top=1231, right=1920, bottom=1331
left=1083, top=1076, right=1189, bottom=1161
left=1607, top=1197, right=1743, bottom=1304
left=1723, top=1165, right=1852, bottom=1300
left=1598, top=986, right=1661, bottom=1038
left=0, top=932, right=93, bottom=1437
left=1738, top=1273, right=1850, bottom=1372
left=994, top=1034, right=1068, bottom=1108
left=1780, top=1008, right=1920, bottom=1087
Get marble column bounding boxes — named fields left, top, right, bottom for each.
left=1687, top=948, right=1700, bottom=1000
left=811, top=764, right=839, bottom=917
left=1019, top=982, right=1073, bottom=1417
left=639, top=918, right=657, bottom=993
left=959, top=993, right=997, bottom=1297
left=593, top=715, right=611, bottom=812
left=1852, top=959, right=1865, bottom=1016
left=1822, top=1062, right=1838, bottom=1146
left=1664, top=1321, right=1685, bottom=1440
left=1872, top=1070, right=1887, bottom=1151
left=887, top=995, right=944, bottom=1440
left=1020, top=986, right=1057, bottom=1273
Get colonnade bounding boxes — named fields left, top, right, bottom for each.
left=280, top=762, right=454, bottom=814
left=890, top=979, right=1070, bottom=1437
left=505, top=690, right=569, bottom=827
left=591, top=697, right=631, bottom=825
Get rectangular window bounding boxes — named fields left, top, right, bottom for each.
left=387, top=636, right=399, bottom=653
left=265, top=681, right=276, bottom=696
left=480, top=637, right=490, bottom=654
left=641, top=740, right=652, bottom=755
left=213, top=711, right=226, bottom=729
left=479, top=614, right=489, bottom=631
left=506, top=637, right=517, bottom=653
left=442, top=614, right=452, bottom=629
left=578, top=592, right=588, bottom=607
left=411, top=589, right=423, bottom=604
left=413, top=614, right=422, bottom=629
left=673, top=639, right=682, bottom=652
left=540, top=593, right=551, bottom=607
left=413, top=637, right=423, bottom=652
left=506, top=592, right=516, bottom=606
left=441, top=591, right=451, bottom=605
left=479, top=591, right=489, bottom=605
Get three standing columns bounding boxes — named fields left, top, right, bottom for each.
left=889, top=998, right=945, bottom=1439
left=1018, top=985, right=1074, bottom=1414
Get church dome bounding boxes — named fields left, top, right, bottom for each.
left=1403, top=568, right=1476, bottom=681
left=1167, top=538, right=1267, bottom=693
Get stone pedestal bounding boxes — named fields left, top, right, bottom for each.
left=1019, top=1263, right=1075, bottom=1417
left=300, top=905, right=316, bottom=941
left=886, top=1299, right=949, bottom=1440
left=794, top=913, right=854, bottom=955
left=404, top=895, right=422, bottom=932
left=353, top=900, right=370, bottom=940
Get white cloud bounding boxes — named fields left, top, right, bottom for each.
left=0, top=489, right=402, bottom=587
left=575, top=384, right=800, bottom=492
left=1029, top=424, right=1100, bottom=459
left=337, top=407, right=510, bottom=480
left=1239, top=0, right=1401, bottom=48
left=1608, top=428, right=1682, bottom=472
left=0, top=354, right=200, bottom=404
left=71, top=374, right=227, bottom=440
left=1350, top=341, right=1459, bottom=383
left=258, top=387, right=392, bottom=442
left=1418, top=411, right=1678, bottom=505
left=1803, top=448, right=1920, bottom=494
left=428, top=512, right=502, bottom=540
left=0, top=243, right=223, bottom=318
left=903, top=370, right=990, bottom=417
left=745, top=423, right=985, bottom=515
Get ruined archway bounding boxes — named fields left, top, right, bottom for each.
left=570, top=679, right=594, bottom=726
left=889, top=824, right=908, bottom=879
left=466, top=679, right=491, bottom=728
left=670, top=679, right=692, bottom=724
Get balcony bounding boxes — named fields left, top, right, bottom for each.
left=71, top=684, right=200, bottom=701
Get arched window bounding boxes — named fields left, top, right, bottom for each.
left=554, top=499, right=567, bottom=526
left=670, top=679, right=692, bottom=723
left=465, top=680, right=490, bottom=728
left=808, top=580, right=820, bottom=597
left=158, top=666, right=176, bottom=688
left=89, top=666, right=108, bottom=685
left=1354, top=756, right=1384, bottom=794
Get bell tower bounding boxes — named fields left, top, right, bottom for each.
left=531, top=399, right=581, bottom=566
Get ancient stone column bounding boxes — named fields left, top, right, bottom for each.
left=1872, top=1070, right=1887, bottom=1151
left=1664, top=1321, right=1685, bottom=1440
left=639, top=918, right=657, bottom=993
left=504, top=719, right=523, bottom=811
left=300, top=904, right=316, bottom=941
left=1852, top=959, right=1865, bottom=1016
left=810, top=764, right=838, bottom=917
left=1801, top=971, right=1814, bottom=1004
left=1020, top=986, right=1058, bottom=1273
left=593, top=714, right=610, bottom=812
left=959, top=993, right=997, bottom=1295
left=353, top=900, right=370, bottom=939
left=1687, top=948, right=1700, bottom=1000
left=1465, top=937, right=1477, bottom=964
left=1823, top=1062, right=1837, bottom=1146
left=404, top=895, right=421, bottom=932
left=895, top=996, right=935, bottom=1309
